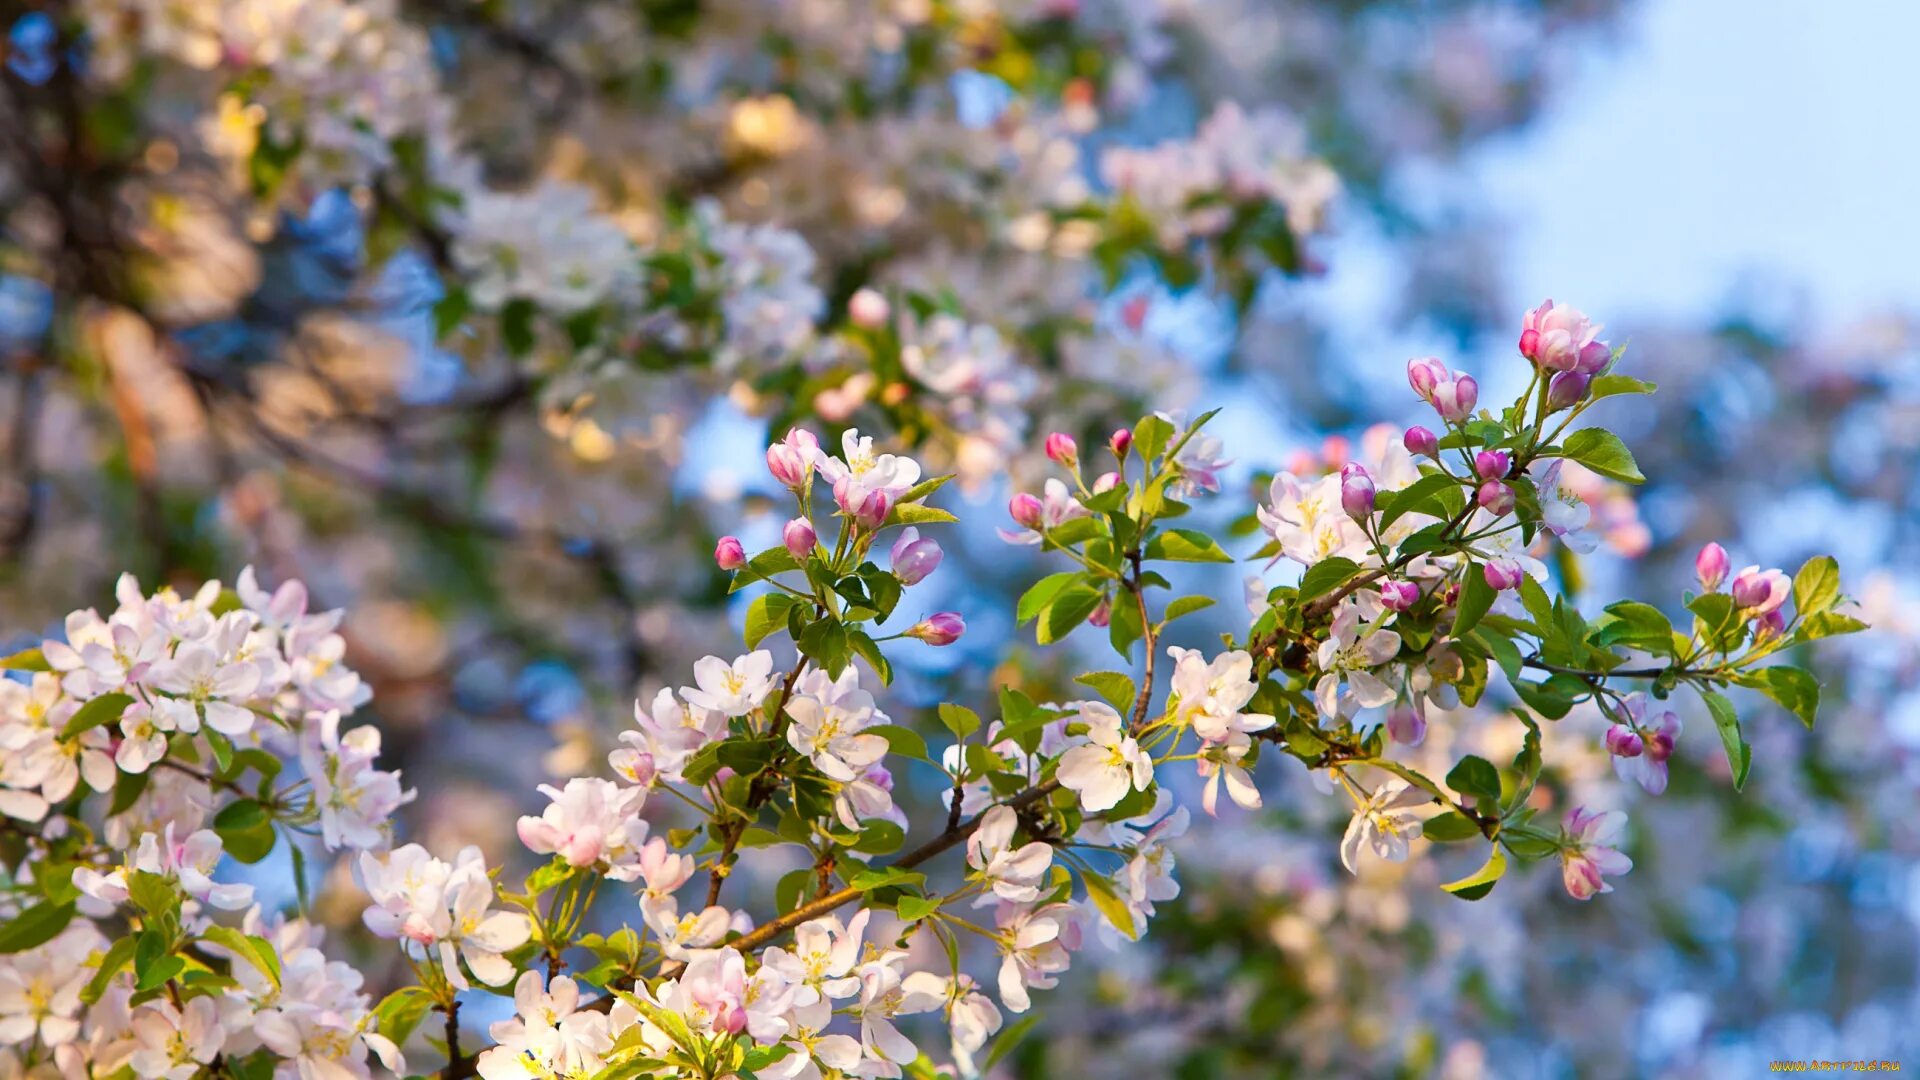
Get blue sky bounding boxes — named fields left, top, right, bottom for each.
left=1475, top=0, right=1920, bottom=327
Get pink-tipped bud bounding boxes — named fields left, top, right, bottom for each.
left=889, top=527, right=942, bottom=585
left=1546, top=370, right=1591, bottom=412
left=1483, top=560, right=1525, bottom=591
left=1605, top=725, right=1644, bottom=759
left=1477, top=480, right=1516, bottom=516
left=853, top=490, right=891, bottom=530
left=1407, top=356, right=1449, bottom=402
left=848, top=288, right=890, bottom=329
left=1695, top=542, right=1729, bottom=592
left=1092, top=471, right=1120, bottom=493
left=1045, top=432, right=1079, bottom=468
left=715, top=536, right=746, bottom=570
left=1431, top=374, right=1479, bottom=424
left=1379, top=579, right=1420, bottom=612
left=1575, top=340, right=1612, bottom=375
left=1521, top=300, right=1608, bottom=373
left=1339, top=463, right=1376, bottom=521
left=1009, top=492, right=1045, bottom=530
left=1754, top=609, right=1786, bottom=641
left=783, top=518, right=817, bottom=560
left=1474, top=450, right=1511, bottom=481
left=907, top=612, right=965, bottom=645
left=1109, top=428, right=1132, bottom=458
left=1403, top=425, right=1438, bottom=459
left=767, top=428, right=819, bottom=488
left=1387, top=704, right=1426, bottom=747
left=1088, top=598, right=1112, bottom=628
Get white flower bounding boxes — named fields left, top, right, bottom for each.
left=301, top=710, right=414, bottom=851
left=476, top=971, right=618, bottom=1080
left=641, top=897, right=733, bottom=961
left=853, top=952, right=943, bottom=1066
left=997, top=478, right=1088, bottom=545
left=1313, top=605, right=1401, bottom=720
left=816, top=429, right=923, bottom=508
left=1258, top=472, right=1369, bottom=567
left=1197, top=734, right=1261, bottom=817
left=1123, top=807, right=1189, bottom=924
left=1167, top=647, right=1273, bottom=741
left=1533, top=459, right=1598, bottom=553
left=75, top=825, right=253, bottom=910
left=966, top=806, right=1053, bottom=903
left=1339, top=779, right=1428, bottom=874
left=761, top=909, right=869, bottom=1007
left=785, top=688, right=889, bottom=782
left=127, top=996, right=223, bottom=1080
left=0, top=922, right=101, bottom=1049
left=149, top=641, right=261, bottom=737
left=516, top=778, right=650, bottom=879
left=360, top=844, right=531, bottom=989
left=993, top=903, right=1074, bottom=1013
left=1056, top=702, right=1152, bottom=813
left=682, top=650, right=777, bottom=716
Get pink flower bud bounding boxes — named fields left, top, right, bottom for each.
left=848, top=288, right=890, bottom=329
left=1430, top=374, right=1478, bottom=424
left=1339, top=463, right=1375, bottom=521
left=1386, top=704, right=1426, bottom=747
left=1575, top=341, right=1613, bottom=375
left=767, top=428, right=819, bottom=488
left=852, top=490, right=891, bottom=530
left=1477, top=480, right=1516, bottom=515
left=1521, top=300, right=1608, bottom=373
left=1109, top=428, right=1132, bottom=458
left=1754, top=609, right=1786, bottom=641
left=1545, top=370, right=1590, bottom=412
left=1403, top=425, right=1438, bottom=458
left=1474, top=450, right=1511, bottom=481
left=1092, top=471, right=1121, bottom=493
left=1483, top=560, right=1525, bottom=591
left=1605, top=725, right=1644, bottom=759
left=1695, top=542, right=1729, bottom=592
left=1730, top=565, right=1789, bottom=614
left=783, top=518, right=817, bottom=560
left=1009, top=492, right=1045, bottom=530
left=907, top=612, right=965, bottom=645
left=714, top=536, right=746, bottom=570
left=1407, top=356, right=1449, bottom=401
left=1379, top=579, right=1420, bottom=612
left=1088, top=598, right=1112, bottom=628
left=1045, top=432, right=1079, bottom=468
left=889, top=527, right=942, bottom=585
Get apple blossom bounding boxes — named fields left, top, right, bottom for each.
left=784, top=685, right=890, bottom=781
left=1407, top=356, right=1448, bottom=400
left=1379, top=579, right=1420, bottom=612
left=715, top=536, right=747, bottom=570
left=905, top=612, right=966, bottom=645
left=1403, top=424, right=1438, bottom=458
left=1314, top=606, right=1402, bottom=720
left=1483, top=559, right=1528, bottom=591
left=1339, top=463, right=1376, bottom=520
left=1474, top=450, right=1510, bottom=480
left=1429, top=372, right=1479, bottom=424
left=889, top=527, right=943, bottom=585
left=966, top=805, right=1055, bottom=903
left=1340, top=779, right=1428, bottom=874
left=1731, top=564, right=1791, bottom=614
left=1044, top=432, right=1078, bottom=467
left=1056, top=701, right=1153, bottom=812
left=784, top=517, right=818, bottom=560
left=1386, top=703, right=1427, bottom=746
left=1546, top=369, right=1590, bottom=411
left=1560, top=806, right=1633, bottom=900
left=684, top=650, right=777, bottom=715
left=847, top=287, right=889, bottom=329
left=516, top=778, right=652, bottom=879
left=75, top=825, right=254, bottom=910
left=1109, top=427, right=1132, bottom=457
left=1478, top=479, right=1516, bottom=515
left=1519, top=299, right=1612, bottom=373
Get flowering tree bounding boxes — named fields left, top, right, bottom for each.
left=0, top=305, right=1865, bottom=1078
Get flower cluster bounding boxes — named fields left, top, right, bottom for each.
left=0, top=308, right=1864, bottom=1080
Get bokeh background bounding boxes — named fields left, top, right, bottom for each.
left=3, top=1, right=1917, bottom=1076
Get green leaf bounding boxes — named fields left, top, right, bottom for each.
left=884, top=503, right=958, bottom=528
left=1452, top=566, right=1496, bottom=638
left=1161, top=595, right=1215, bottom=626
left=60, top=692, right=134, bottom=740
left=1073, top=671, right=1135, bottom=711
left=1421, top=811, right=1483, bottom=843
left=729, top=547, right=802, bottom=594
left=373, top=986, right=436, bottom=1043
left=1297, top=557, right=1361, bottom=603
left=1037, top=584, right=1104, bottom=645
left=0, top=900, right=76, bottom=953
left=982, top=1014, right=1042, bottom=1074
left=126, top=871, right=178, bottom=918
left=82, top=936, right=137, bottom=1003
left=1441, top=845, right=1507, bottom=900
left=867, top=723, right=930, bottom=764
left=1591, top=601, right=1674, bottom=654
left=1016, top=572, right=1082, bottom=625
left=1080, top=871, right=1136, bottom=940
left=200, top=925, right=281, bottom=990
left=1376, top=473, right=1460, bottom=533
left=1132, top=413, right=1175, bottom=464
left=0, top=647, right=49, bottom=671
left=1792, top=555, right=1841, bottom=618
left=1558, top=428, right=1645, bottom=484
left=1587, top=374, right=1657, bottom=401
left=1143, top=529, right=1233, bottom=563
left=1758, top=666, right=1820, bottom=729
left=848, top=866, right=925, bottom=892
left=894, top=895, right=942, bottom=922
left=937, top=704, right=980, bottom=741
left=214, top=799, right=277, bottom=864
left=1445, top=755, right=1502, bottom=804
left=744, top=593, right=797, bottom=649
left=898, top=475, right=955, bottom=504
left=1702, top=689, right=1751, bottom=791
left=1797, top=611, right=1868, bottom=641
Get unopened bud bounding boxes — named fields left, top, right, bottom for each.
left=715, top=536, right=746, bottom=571
left=783, top=518, right=817, bottom=560
left=1477, top=479, right=1516, bottom=516
left=1009, top=493, right=1044, bottom=530
left=848, top=288, right=890, bottom=329
left=1403, top=425, right=1438, bottom=459
left=907, top=612, right=965, bottom=646
left=1474, top=450, right=1511, bottom=481
left=1045, top=432, right=1078, bottom=468
left=1695, top=542, right=1729, bottom=593
left=1339, top=464, right=1376, bottom=521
